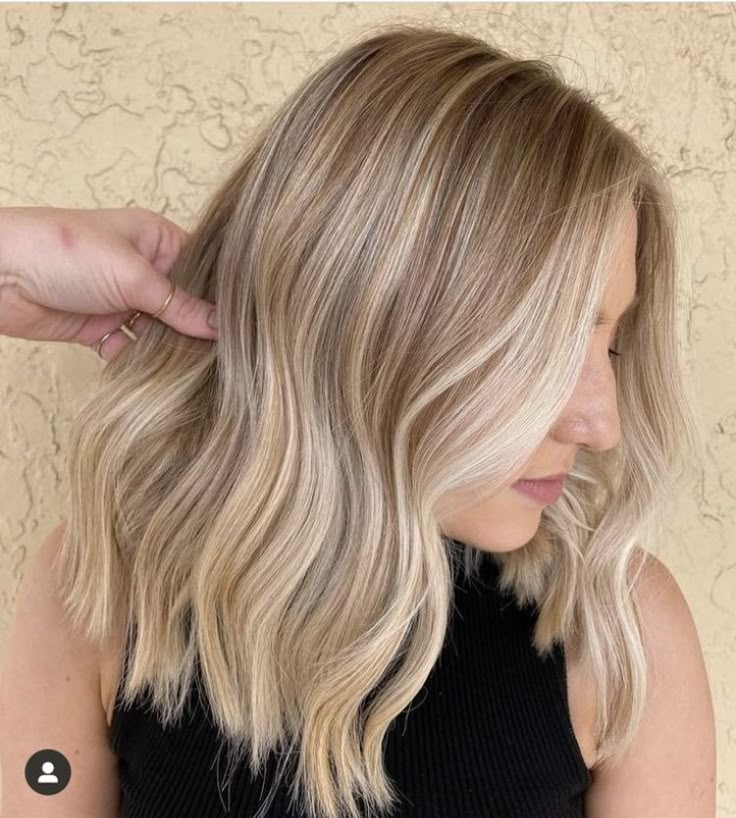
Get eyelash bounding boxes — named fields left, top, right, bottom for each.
left=608, top=347, right=621, bottom=359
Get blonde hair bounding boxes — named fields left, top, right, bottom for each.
left=56, top=23, right=705, bottom=818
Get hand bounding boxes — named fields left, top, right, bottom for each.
left=0, top=206, right=218, bottom=360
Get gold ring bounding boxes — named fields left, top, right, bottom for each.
left=150, top=279, right=176, bottom=318
left=94, top=279, right=176, bottom=359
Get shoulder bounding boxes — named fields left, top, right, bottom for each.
left=5, top=520, right=125, bottom=723
left=629, top=546, right=683, bottom=610
left=4, top=520, right=103, bottom=690
left=584, top=547, right=716, bottom=816
left=0, top=520, right=122, bottom=815
left=627, top=548, right=710, bottom=686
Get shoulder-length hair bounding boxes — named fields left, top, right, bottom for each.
left=56, top=23, right=705, bottom=818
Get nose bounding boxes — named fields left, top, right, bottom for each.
left=548, top=358, right=622, bottom=453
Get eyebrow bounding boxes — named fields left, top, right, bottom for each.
left=596, top=292, right=640, bottom=326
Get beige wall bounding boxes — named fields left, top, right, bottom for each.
left=1, top=2, right=734, bottom=809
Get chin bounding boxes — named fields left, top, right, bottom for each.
left=455, top=525, right=537, bottom=555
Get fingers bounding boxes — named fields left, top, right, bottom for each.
left=125, top=260, right=218, bottom=341
left=105, top=206, right=189, bottom=273
left=104, top=208, right=217, bottom=341
left=89, top=267, right=220, bottom=362
left=93, top=312, right=156, bottom=362
left=149, top=216, right=189, bottom=276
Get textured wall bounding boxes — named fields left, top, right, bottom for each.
left=1, top=2, right=734, bottom=810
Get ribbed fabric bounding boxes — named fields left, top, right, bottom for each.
left=109, top=547, right=592, bottom=817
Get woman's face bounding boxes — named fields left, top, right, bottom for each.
left=441, top=204, right=639, bottom=554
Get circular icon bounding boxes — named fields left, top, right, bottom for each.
left=24, top=749, right=71, bottom=795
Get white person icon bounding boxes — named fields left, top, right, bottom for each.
left=24, top=749, right=71, bottom=795
left=37, top=760, right=59, bottom=783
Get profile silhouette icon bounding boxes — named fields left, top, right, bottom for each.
left=25, top=749, right=71, bottom=795
left=37, top=760, right=59, bottom=783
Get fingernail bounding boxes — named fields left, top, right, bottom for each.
left=208, top=309, right=218, bottom=330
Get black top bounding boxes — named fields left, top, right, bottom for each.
left=109, top=549, right=592, bottom=817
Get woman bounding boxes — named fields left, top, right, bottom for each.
left=0, top=23, right=716, bottom=818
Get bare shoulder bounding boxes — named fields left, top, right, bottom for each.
left=5, top=519, right=126, bottom=727
left=584, top=548, right=716, bottom=817
left=0, top=520, right=122, bottom=816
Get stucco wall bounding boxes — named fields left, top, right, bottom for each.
left=1, top=2, right=734, bottom=810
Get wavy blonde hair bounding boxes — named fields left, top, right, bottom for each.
left=56, top=23, right=705, bottom=818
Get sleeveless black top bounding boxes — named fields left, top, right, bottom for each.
left=108, top=549, right=592, bottom=817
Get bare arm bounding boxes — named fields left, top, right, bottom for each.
left=0, top=521, right=121, bottom=817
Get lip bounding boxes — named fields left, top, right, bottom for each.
left=511, top=476, right=566, bottom=505
left=523, top=472, right=569, bottom=481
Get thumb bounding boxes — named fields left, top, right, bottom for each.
left=132, top=268, right=218, bottom=340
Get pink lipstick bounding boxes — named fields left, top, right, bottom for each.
left=511, top=476, right=566, bottom=505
